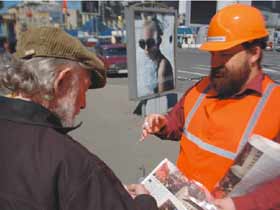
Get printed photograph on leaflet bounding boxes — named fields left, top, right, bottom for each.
left=142, top=159, right=217, bottom=210
left=213, top=134, right=280, bottom=198
left=212, top=142, right=263, bottom=197
left=159, top=199, right=178, bottom=210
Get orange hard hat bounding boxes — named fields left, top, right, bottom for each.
left=200, top=4, right=268, bottom=52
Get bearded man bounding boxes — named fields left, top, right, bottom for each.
left=0, top=27, right=158, bottom=210
left=140, top=4, right=280, bottom=210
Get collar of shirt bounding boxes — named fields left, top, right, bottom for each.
left=208, top=72, right=264, bottom=99
left=0, top=96, right=81, bottom=134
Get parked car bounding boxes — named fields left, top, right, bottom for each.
left=96, top=44, right=127, bottom=75
left=79, top=37, right=98, bottom=47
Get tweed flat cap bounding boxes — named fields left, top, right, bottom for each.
left=15, top=27, right=106, bottom=89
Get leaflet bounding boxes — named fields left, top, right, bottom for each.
left=142, top=135, right=280, bottom=209
left=142, top=159, right=217, bottom=210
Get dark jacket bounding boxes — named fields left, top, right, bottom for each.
left=0, top=96, right=157, bottom=210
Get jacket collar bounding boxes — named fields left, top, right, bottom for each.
left=0, top=96, right=80, bottom=134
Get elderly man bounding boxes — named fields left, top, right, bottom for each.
left=141, top=4, right=280, bottom=210
left=0, top=27, right=157, bottom=210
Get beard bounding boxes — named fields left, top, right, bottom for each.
left=50, top=88, right=79, bottom=127
left=210, top=64, right=251, bottom=98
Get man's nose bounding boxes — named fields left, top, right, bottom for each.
left=80, top=94, right=86, bottom=109
left=144, top=45, right=149, bottom=51
left=80, top=103, right=86, bottom=110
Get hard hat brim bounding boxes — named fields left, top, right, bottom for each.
left=200, top=33, right=269, bottom=52
left=199, top=40, right=246, bottom=52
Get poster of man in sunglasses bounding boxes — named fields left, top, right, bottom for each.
left=125, top=6, right=177, bottom=100
left=136, top=11, right=175, bottom=98
left=126, top=7, right=176, bottom=100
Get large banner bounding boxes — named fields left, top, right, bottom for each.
left=126, top=6, right=177, bottom=100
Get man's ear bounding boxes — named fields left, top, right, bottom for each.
left=53, top=67, right=73, bottom=97
left=248, top=46, right=261, bottom=65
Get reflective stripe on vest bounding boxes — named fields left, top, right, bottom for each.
left=183, top=83, right=278, bottom=160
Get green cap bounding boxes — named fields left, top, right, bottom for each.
left=15, top=27, right=106, bottom=89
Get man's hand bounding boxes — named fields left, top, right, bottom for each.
left=214, top=197, right=236, bottom=210
left=125, top=184, right=150, bottom=199
left=140, top=114, right=167, bottom=141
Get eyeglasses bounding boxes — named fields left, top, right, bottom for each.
left=138, top=38, right=156, bottom=50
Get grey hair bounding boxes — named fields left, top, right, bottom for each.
left=0, top=57, right=80, bottom=96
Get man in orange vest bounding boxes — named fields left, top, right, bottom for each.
left=141, top=4, right=280, bottom=210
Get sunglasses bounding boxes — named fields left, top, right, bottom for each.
left=138, top=38, right=156, bottom=50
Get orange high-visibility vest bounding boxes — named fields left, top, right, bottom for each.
left=177, top=75, right=280, bottom=191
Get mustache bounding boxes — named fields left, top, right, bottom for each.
left=211, top=65, right=224, bottom=72
left=210, top=66, right=225, bottom=78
